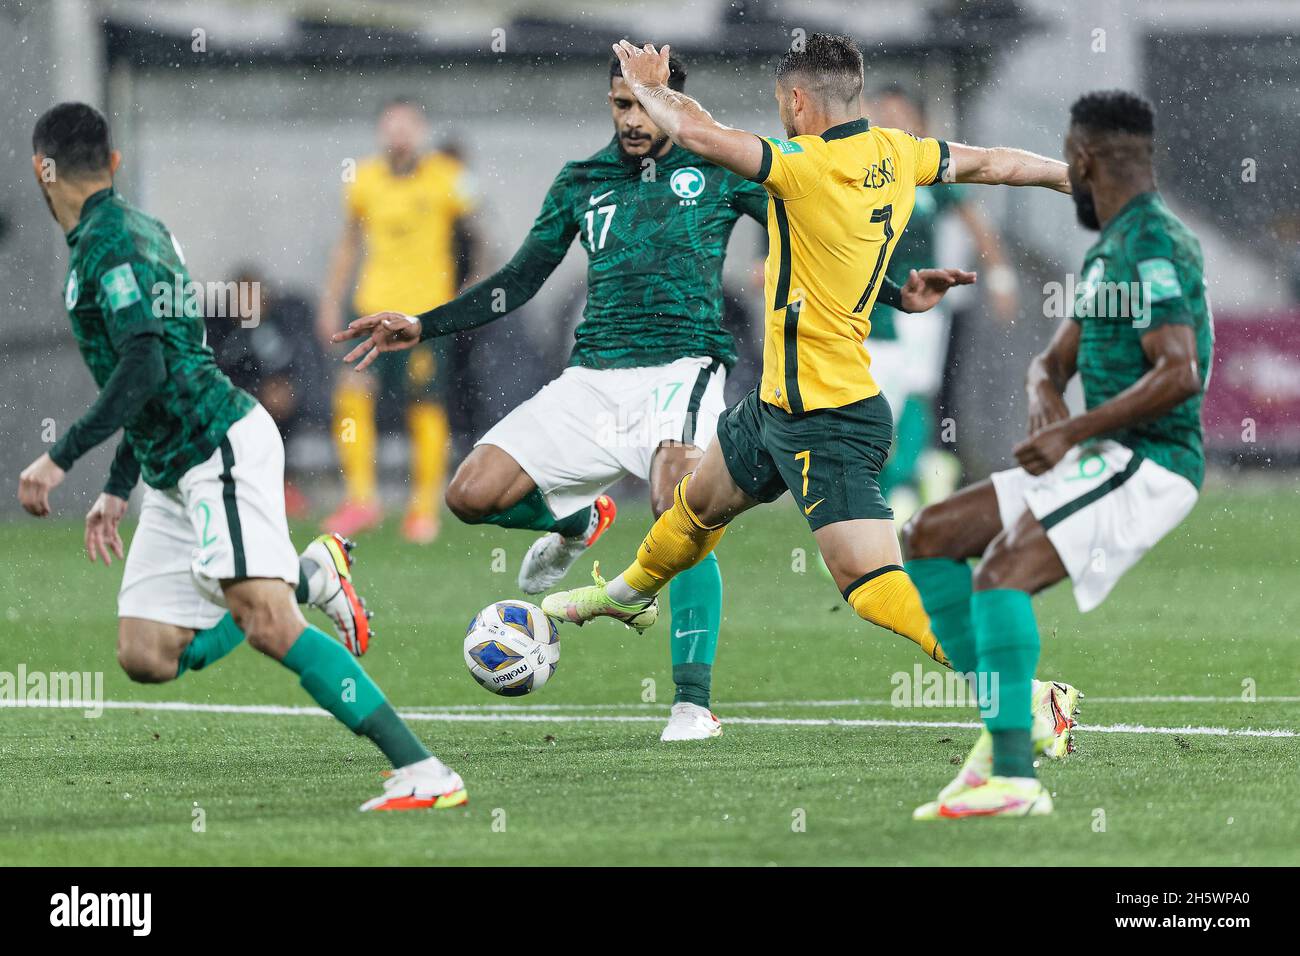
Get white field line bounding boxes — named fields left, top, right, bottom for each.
left=1, top=698, right=1295, bottom=738
left=402, top=695, right=1300, bottom=710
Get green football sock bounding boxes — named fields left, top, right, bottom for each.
left=176, top=613, right=245, bottom=677
left=478, top=488, right=591, bottom=539
left=881, top=394, right=933, bottom=496
left=281, top=626, right=430, bottom=767
left=669, top=552, right=722, bottom=707
left=971, top=589, right=1040, bottom=778
left=905, top=558, right=976, bottom=674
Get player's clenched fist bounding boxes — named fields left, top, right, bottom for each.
left=18, top=453, right=65, bottom=517
left=85, top=492, right=128, bottom=565
left=331, top=311, right=423, bottom=372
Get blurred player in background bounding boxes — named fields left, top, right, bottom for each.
left=20, top=103, right=464, bottom=812
left=317, top=97, right=478, bottom=543
left=905, top=91, right=1212, bottom=818
left=207, top=265, right=323, bottom=518
left=867, top=85, right=1020, bottom=523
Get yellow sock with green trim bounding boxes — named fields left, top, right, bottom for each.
left=843, top=566, right=950, bottom=666
left=620, top=476, right=726, bottom=597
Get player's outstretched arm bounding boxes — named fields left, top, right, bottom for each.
left=612, top=40, right=764, bottom=181
left=1015, top=323, right=1201, bottom=474
left=21, top=333, right=166, bottom=517
left=947, top=142, right=1071, bottom=194
left=335, top=169, right=580, bottom=371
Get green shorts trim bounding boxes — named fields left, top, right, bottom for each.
left=716, top=388, right=895, bottom=530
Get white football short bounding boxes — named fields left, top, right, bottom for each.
left=991, top=439, right=1198, bottom=612
left=867, top=305, right=951, bottom=420
left=117, top=403, right=300, bottom=630
left=477, top=356, right=727, bottom=519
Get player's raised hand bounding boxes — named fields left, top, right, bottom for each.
left=899, top=268, right=977, bottom=314
left=85, top=492, right=128, bottom=565
left=331, top=312, right=423, bottom=372
left=18, top=453, right=65, bottom=517
left=612, top=39, right=672, bottom=90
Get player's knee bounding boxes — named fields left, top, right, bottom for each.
left=972, top=542, right=1017, bottom=592
left=901, top=505, right=947, bottom=560
left=228, top=596, right=301, bottom=657
left=444, top=475, right=494, bottom=523
left=445, top=457, right=514, bottom=523
left=116, top=628, right=177, bottom=684
left=650, top=484, right=678, bottom=519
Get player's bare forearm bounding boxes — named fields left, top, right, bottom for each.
left=949, top=143, right=1071, bottom=194
left=1060, top=328, right=1201, bottom=445
left=1028, top=320, right=1079, bottom=393
left=612, top=40, right=764, bottom=179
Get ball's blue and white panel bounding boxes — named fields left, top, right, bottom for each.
left=495, top=601, right=537, bottom=639
left=467, top=639, right=524, bottom=674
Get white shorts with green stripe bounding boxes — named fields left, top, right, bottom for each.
left=477, top=355, right=727, bottom=519
left=991, top=439, right=1198, bottom=613
left=117, top=403, right=299, bottom=630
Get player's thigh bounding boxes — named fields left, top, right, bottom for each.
left=119, top=487, right=229, bottom=633
left=117, top=617, right=195, bottom=684
left=180, top=405, right=300, bottom=606
left=473, top=368, right=626, bottom=517
left=901, top=479, right=1004, bottom=561
left=221, top=577, right=305, bottom=659
left=765, top=393, right=895, bottom=532
left=676, top=438, right=759, bottom=526
left=446, top=442, right=538, bottom=518
left=973, top=508, right=1068, bottom=595
left=709, top=387, right=787, bottom=524
left=815, top=518, right=904, bottom=594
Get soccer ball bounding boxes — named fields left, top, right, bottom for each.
left=463, top=600, right=560, bottom=697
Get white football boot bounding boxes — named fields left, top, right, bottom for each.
left=359, top=756, right=468, bottom=812
left=300, top=533, right=372, bottom=656
left=518, top=494, right=617, bottom=594
left=660, top=702, right=723, bottom=742
left=912, top=679, right=1081, bottom=820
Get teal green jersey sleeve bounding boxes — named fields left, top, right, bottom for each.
left=1126, top=224, right=1201, bottom=330
left=419, top=167, right=578, bottom=339
left=729, top=177, right=770, bottom=223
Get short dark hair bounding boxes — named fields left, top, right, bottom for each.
left=776, top=33, right=863, bottom=107
left=32, top=102, right=112, bottom=178
left=1070, top=90, right=1155, bottom=138
left=609, top=46, right=688, bottom=92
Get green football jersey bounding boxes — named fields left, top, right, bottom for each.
left=422, top=139, right=768, bottom=369
left=1071, top=191, right=1213, bottom=488
left=867, top=183, right=967, bottom=341
left=63, top=188, right=255, bottom=489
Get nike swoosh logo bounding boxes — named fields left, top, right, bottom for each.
left=589, top=190, right=615, bottom=205
left=803, top=498, right=825, bottom=516
left=675, top=629, right=707, bottom=639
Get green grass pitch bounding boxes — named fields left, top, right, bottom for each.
left=1, top=482, right=1296, bottom=866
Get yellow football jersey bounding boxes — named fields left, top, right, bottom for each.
left=347, top=152, right=475, bottom=316
left=752, top=119, right=947, bottom=413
